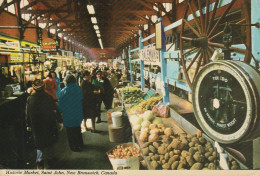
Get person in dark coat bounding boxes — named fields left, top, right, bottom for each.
left=58, top=74, right=83, bottom=152
left=26, top=79, right=63, bottom=169
left=91, top=70, right=104, bottom=123
left=102, top=70, right=114, bottom=110
left=80, top=71, right=98, bottom=133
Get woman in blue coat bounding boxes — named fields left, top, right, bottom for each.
left=58, top=74, right=83, bottom=152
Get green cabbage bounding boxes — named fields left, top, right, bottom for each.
left=141, top=120, right=151, bottom=128
left=152, top=117, right=163, bottom=124
left=143, top=110, right=155, bottom=121
left=133, top=124, right=141, bottom=132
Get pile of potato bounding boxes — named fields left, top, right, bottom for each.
left=142, top=133, right=221, bottom=170
left=138, top=124, right=173, bottom=143
left=111, top=145, right=142, bottom=159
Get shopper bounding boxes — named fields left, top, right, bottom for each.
left=53, top=72, right=61, bottom=99
left=58, top=74, right=84, bottom=152
left=116, top=69, right=122, bottom=80
left=91, top=70, right=104, bottom=123
left=102, top=70, right=113, bottom=110
left=80, top=71, right=98, bottom=133
left=43, top=71, right=58, bottom=101
left=26, top=79, right=63, bottom=169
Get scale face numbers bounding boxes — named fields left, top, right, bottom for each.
left=198, top=70, right=247, bottom=134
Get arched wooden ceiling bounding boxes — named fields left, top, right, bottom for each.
left=20, top=0, right=173, bottom=49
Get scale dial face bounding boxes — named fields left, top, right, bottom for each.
left=192, top=61, right=259, bottom=144
left=198, top=69, right=247, bottom=134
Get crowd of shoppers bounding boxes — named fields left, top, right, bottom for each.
left=25, top=66, right=122, bottom=169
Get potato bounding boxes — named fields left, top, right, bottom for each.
left=177, top=163, right=185, bottom=170
left=149, top=124, right=157, bottom=130
left=143, top=147, right=149, bottom=156
left=162, top=159, right=166, bottom=164
left=188, top=142, right=195, bottom=147
left=171, top=161, right=179, bottom=170
left=149, top=153, right=153, bottom=157
left=202, top=168, right=210, bottom=170
left=150, top=128, right=160, bottom=135
left=179, top=156, right=187, bottom=166
left=159, top=155, right=164, bottom=161
left=191, top=137, right=199, bottom=143
left=193, top=152, right=205, bottom=162
left=149, top=145, right=156, bottom=153
left=204, top=152, right=211, bottom=158
left=212, top=151, right=217, bottom=157
left=189, top=147, right=196, bottom=155
left=186, top=155, right=195, bottom=167
left=164, top=128, right=173, bottom=136
left=173, top=149, right=181, bottom=155
left=208, top=156, right=216, bottom=162
left=231, top=165, right=240, bottom=170
left=142, top=142, right=150, bottom=148
left=164, top=153, right=169, bottom=161
left=153, top=142, right=160, bottom=149
left=151, top=161, right=159, bottom=169
left=208, top=163, right=216, bottom=170
left=198, top=145, right=206, bottom=154
left=181, top=150, right=191, bottom=157
left=158, top=146, right=168, bottom=155
left=198, top=137, right=207, bottom=144
left=162, top=163, right=171, bottom=170
left=161, top=135, right=171, bottom=143
left=190, top=163, right=203, bottom=170
left=157, top=161, right=162, bottom=165
left=171, top=139, right=182, bottom=150
left=168, top=155, right=179, bottom=165
left=148, top=134, right=159, bottom=142
left=169, top=151, right=174, bottom=157
left=151, top=155, right=160, bottom=161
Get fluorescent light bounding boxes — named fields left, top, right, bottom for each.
left=95, top=30, right=100, bottom=34
left=93, top=25, right=99, bottom=30
left=91, top=17, right=97, bottom=24
left=87, top=5, right=95, bottom=14
left=97, top=33, right=101, bottom=37
left=98, top=38, right=103, bottom=49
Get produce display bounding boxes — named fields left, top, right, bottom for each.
left=120, top=87, right=145, bottom=104
left=110, top=144, right=142, bottom=159
left=124, top=96, right=144, bottom=104
left=127, top=96, right=162, bottom=113
left=142, top=134, right=221, bottom=170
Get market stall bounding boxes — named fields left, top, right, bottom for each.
left=106, top=85, right=248, bottom=170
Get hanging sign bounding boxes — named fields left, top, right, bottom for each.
left=155, top=19, right=166, bottom=50
left=139, top=46, right=160, bottom=65
left=41, top=38, right=60, bottom=51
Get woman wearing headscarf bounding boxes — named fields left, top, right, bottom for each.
left=26, top=79, right=63, bottom=169
left=58, top=74, right=83, bottom=152
left=43, top=71, right=58, bottom=101
left=80, top=71, right=98, bottom=133
left=91, top=70, right=104, bottom=123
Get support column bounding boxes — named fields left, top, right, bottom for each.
left=158, top=18, right=169, bottom=103
left=139, top=30, right=145, bottom=91
left=252, top=0, right=260, bottom=169
left=128, top=46, right=133, bottom=83
left=251, top=0, right=260, bottom=69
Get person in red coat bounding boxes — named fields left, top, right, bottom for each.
left=43, top=71, right=58, bottom=101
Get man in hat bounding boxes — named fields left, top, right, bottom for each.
left=26, top=79, right=63, bottom=169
